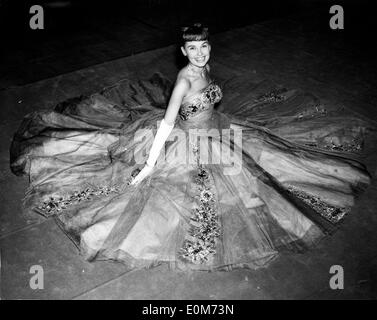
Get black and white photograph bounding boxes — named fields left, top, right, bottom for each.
left=1, top=0, right=377, bottom=304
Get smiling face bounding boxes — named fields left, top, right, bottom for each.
left=181, top=40, right=211, bottom=68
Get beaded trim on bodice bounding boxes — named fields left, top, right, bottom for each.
left=179, top=83, right=223, bottom=121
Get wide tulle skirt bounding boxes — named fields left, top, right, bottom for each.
left=10, top=73, right=376, bottom=271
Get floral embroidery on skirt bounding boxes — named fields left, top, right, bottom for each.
left=179, top=144, right=221, bottom=264
left=287, top=185, right=350, bottom=224
left=35, top=185, right=120, bottom=217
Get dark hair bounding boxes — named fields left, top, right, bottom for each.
left=181, top=23, right=209, bottom=46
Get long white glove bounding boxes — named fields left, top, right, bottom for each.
left=146, top=119, right=174, bottom=167
left=130, top=119, right=174, bottom=185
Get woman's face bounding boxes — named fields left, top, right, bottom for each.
left=181, top=40, right=211, bottom=68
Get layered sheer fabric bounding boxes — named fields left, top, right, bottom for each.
left=10, top=72, right=376, bottom=271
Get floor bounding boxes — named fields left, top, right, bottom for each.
left=1, top=2, right=377, bottom=300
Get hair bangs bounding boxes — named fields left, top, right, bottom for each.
left=181, top=23, right=209, bottom=45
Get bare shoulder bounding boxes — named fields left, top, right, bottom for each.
left=174, top=71, right=191, bottom=94
left=164, top=72, right=191, bottom=122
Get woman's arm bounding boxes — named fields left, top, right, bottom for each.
left=145, top=77, right=189, bottom=166
left=130, top=77, right=189, bottom=185
left=164, top=77, right=190, bottom=124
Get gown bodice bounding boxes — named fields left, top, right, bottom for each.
left=179, top=82, right=223, bottom=121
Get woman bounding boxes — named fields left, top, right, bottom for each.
left=129, top=25, right=213, bottom=186
left=10, top=23, right=375, bottom=271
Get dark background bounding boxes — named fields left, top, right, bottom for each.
left=2, top=0, right=376, bottom=42
left=0, top=0, right=376, bottom=86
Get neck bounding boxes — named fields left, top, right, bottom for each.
left=188, top=63, right=205, bottom=74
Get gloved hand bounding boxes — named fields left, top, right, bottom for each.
left=130, top=164, right=154, bottom=185
left=129, top=118, right=174, bottom=186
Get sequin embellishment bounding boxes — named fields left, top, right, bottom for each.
left=305, top=138, right=363, bottom=153
left=287, top=185, right=350, bottom=224
left=255, top=88, right=288, bottom=103
left=179, top=83, right=223, bottom=121
left=35, top=185, right=120, bottom=217
left=180, top=144, right=221, bottom=264
left=35, top=167, right=147, bottom=217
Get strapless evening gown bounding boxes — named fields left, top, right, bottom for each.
left=10, top=72, right=376, bottom=271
